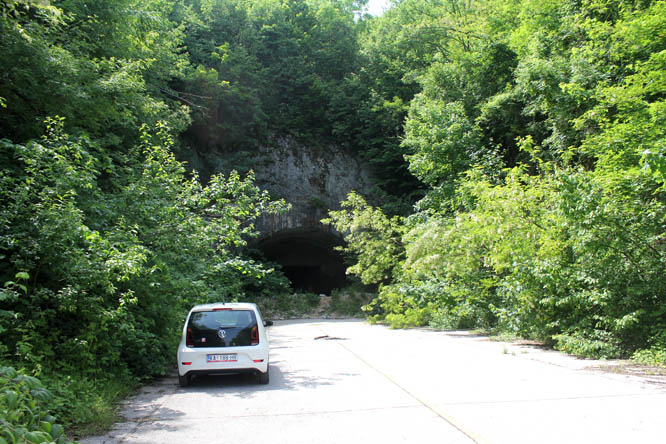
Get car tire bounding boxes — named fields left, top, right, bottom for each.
left=179, top=374, right=190, bottom=388
left=257, top=366, right=269, bottom=385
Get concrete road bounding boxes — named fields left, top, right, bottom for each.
left=81, top=320, right=666, bottom=444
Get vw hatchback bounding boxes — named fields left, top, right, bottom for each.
left=177, top=303, right=271, bottom=387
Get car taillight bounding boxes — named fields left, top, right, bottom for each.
left=250, top=325, right=259, bottom=345
left=213, top=308, right=232, bottom=311
left=186, top=327, right=194, bottom=347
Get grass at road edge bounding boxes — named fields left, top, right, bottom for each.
left=40, top=371, right=140, bottom=439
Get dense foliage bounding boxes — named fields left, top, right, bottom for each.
left=1, top=366, right=72, bottom=444
left=329, top=0, right=666, bottom=362
left=2, top=0, right=665, bottom=438
left=0, top=117, right=289, bottom=432
left=174, top=0, right=365, bottom=166
left=0, top=0, right=289, bottom=435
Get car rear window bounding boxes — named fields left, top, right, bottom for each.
left=186, top=310, right=258, bottom=348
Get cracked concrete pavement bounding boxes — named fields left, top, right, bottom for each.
left=80, top=319, right=666, bottom=444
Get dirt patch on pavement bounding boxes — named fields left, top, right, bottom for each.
left=585, top=362, right=666, bottom=388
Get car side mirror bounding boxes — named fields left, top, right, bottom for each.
left=263, top=320, right=274, bottom=327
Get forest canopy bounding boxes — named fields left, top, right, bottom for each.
left=1, top=0, right=665, bottom=439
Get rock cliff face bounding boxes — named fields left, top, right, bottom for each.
left=182, top=136, right=375, bottom=294
left=252, top=137, right=374, bottom=233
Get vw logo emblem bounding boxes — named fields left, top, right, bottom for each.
left=217, top=328, right=226, bottom=339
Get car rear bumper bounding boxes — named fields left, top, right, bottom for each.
left=177, top=345, right=269, bottom=376
left=180, top=367, right=267, bottom=379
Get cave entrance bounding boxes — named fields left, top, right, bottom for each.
left=254, top=227, right=348, bottom=295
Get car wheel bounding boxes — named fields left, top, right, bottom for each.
left=257, top=366, right=269, bottom=385
left=179, top=374, right=190, bottom=388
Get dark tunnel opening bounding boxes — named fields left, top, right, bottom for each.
left=254, top=227, right=348, bottom=295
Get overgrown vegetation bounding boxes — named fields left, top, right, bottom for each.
left=0, top=366, right=73, bottom=444
left=0, top=0, right=293, bottom=435
left=0, top=117, right=290, bottom=435
left=329, top=0, right=666, bottom=365
left=330, top=285, right=370, bottom=316
left=260, top=291, right=322, bottom=318
left=2, top=0, right=665, bottom=438
left=259, top=285, right=370, bottom=318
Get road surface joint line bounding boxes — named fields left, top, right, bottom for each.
left=317, top=326, right=489, bottom=444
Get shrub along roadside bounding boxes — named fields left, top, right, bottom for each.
left=0, top=366, right=73, bottom=444
left=0, top=120, right=291, bottom=437
left=327, top=0, right=666, bottom=366
left=331, top=162, right=666, bottom=364
left=1, top=366, right=135, bottom=440
left=257, top=284, right=371, bottom=319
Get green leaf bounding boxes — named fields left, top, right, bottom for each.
left=49, top=423, right=63, bottom=439
left=4, top=391, right=19, bottom=410
left=40, top=421, right=52, bottom=434
left=23, top=431, right=52, bottom=443
left=14, top=272, right=30, bottom=281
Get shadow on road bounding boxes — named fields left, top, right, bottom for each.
left=177, top=360, right=350, bottom=398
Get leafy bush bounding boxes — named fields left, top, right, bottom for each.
left=633, top=333, right=666, bottom=367
left=259, top=292, right=320, bottom=318
left=0, top=366, right=73, bottom=444
left=553, top=333, right=624, bottom=360
left=334, top=160, right=666, bottom=358
left=429, top=306, right=485, bottom=331
left=330, top=286, right=369, bottom=317
left=365, top=285, right=436, bottom=329
left=633, top=348, right=666, bottom=368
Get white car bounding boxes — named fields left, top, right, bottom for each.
left=177, top=302, right=271, bottom=387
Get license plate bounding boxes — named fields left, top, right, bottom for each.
left=207, top=353, right=237, bottom=363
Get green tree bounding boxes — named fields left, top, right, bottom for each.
left=176, top=0, right=361, bottom=153
left=0, top=0, right=189, bottom=147
left=323, top=192, right=404, bottom=285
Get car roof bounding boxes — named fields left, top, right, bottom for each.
left=188, top=302, right=258, bottom=313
